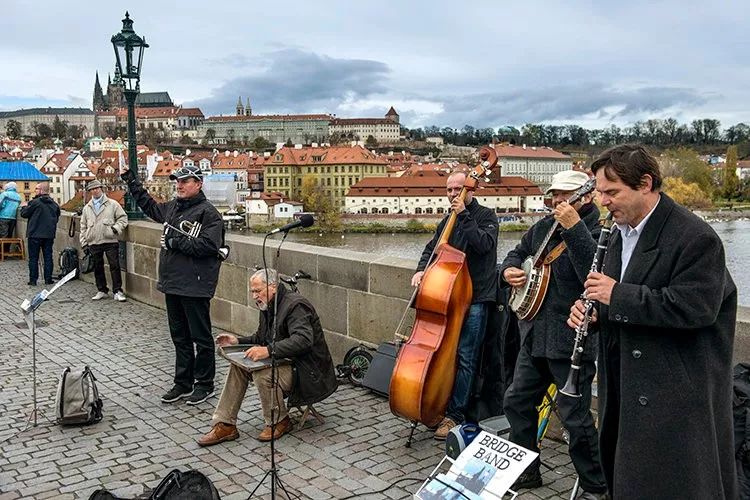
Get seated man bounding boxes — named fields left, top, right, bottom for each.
left=198, top=268, right=337, bottom=445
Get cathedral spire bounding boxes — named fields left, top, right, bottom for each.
left=246, top=97, right=252, bottom=116
left=93, top=71, right=105, bottom=112
left=236, top=96, right=244, bottom=116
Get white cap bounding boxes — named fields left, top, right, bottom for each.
left=4, top=182, right=16, bottom=190
left=546, top=170, right=590, bottom=194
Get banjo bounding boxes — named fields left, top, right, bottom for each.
left=509, top=178, right=597, bottom=320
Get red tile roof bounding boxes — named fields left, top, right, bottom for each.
left=205, top=113, right=331, bottom=123
left=269, top=145, right=387, bottom=166
left=348, top=175, right=542, bottom=197
left=153, top=159, right=182, bottom=178
left=331, top=118, right=395, bottom=125
left=493, top=144, right=570, bottom=160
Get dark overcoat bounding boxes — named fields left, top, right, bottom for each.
left=239, top=285, right=338, bottom=407
left=598, top=193, right=737, bottom=499
left=500, top=202, right=601, bottom=360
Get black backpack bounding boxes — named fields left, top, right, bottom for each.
left=88, top=469, right=220, bottom=500
left=58, top=247, right=79, bottom=279
left=733, top=363, right=750, bottom=500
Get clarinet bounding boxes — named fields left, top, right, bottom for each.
left=559, top=212, right=615, bottom=398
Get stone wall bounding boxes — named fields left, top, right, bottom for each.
left=16, top=213, right=750, bottom=365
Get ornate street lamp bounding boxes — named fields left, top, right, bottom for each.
left=111, top=11, right=148, bottom=219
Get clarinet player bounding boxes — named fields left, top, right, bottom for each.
left=569, top=145, right=737, bottom=500
left=500, top=170, right=608, bottom=498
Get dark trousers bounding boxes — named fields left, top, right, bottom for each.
left=27, top=237, right=54, bottom=284
left=446, top=302, right=491, bottom=423
left=164, top=294, right=215, bottom=392
left=90, top=242, right=122, bottom=293
left=0, top=218, right=15, bottom=238
left=503, top=336, right=606, bottom=493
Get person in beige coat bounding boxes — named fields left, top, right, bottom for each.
left=80, top=180, right=129, bottom=301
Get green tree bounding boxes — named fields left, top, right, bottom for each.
left=661, top=147, right=713, bottom=196
left=203, top=128, right=217, bottom=145
left=365, top=135, right=378, bottom=147
left=723, top=145, right=740, bottom=199
left=52, top=115, right=68, bottom=139
left=252, top=137, right=273, bottom=151
left=299, top=174, right=340, bottom=231
left=5, top=119, right=22, bottom=139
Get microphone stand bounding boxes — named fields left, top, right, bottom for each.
left=249, top=230, right=293, bottom=499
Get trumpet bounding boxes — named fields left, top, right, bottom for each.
left=162, top=219, right=230, bottom=261
left=164, top=220, right=202, bottom=238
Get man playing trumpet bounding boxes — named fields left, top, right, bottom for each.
left=120, top=163, right=223, bottom=406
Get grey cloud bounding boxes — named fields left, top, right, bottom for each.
left=187, top=49, right=390, bottom=115
left=421, top=83, right=709, bottom=128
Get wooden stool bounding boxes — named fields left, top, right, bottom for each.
left=0, top=238, right=25, bottom=261
left=294, top=404, right=325, bottom=430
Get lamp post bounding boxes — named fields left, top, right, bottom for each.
left=111, top=11, right=148, bottom=219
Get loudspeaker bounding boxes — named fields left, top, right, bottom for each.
left=361, top=341, right=401, bottom=396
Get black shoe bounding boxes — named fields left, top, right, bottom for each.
left=185, top=387, right=215, bottom=405
left=28, top=281, right=37, bottom=286
left=44, top=280, right=54, bottom=285
left=512, top=468, right=542, bottom=490
left=578, top=491, right=609, bottom=500
left=161, top=385, right=193, bottom=403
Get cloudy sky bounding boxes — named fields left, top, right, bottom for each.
left=2, top=0, right=748, bottom=130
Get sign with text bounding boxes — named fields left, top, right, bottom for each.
left=416, top=431, right=538, bottom=499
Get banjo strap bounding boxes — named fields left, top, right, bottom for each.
left=542, top=241, right=567, bottom=265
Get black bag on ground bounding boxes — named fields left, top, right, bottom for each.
left=733, top=363, right=750, bottom=500
left=88, top=469, right=221, bottom=500
left=58, top=246, right=79, bottom=279
left=55, top=366, right=103, bottom=425
left=80, top=248, right=95, bottom=274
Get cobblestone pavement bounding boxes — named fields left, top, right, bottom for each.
left=0, top=261, right=577, bottom=499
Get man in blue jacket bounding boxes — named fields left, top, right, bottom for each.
left=0, top=182, right=22, bottom=237
left=20, top=182, right=60, bottom=285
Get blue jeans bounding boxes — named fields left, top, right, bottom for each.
left=445, top=302, right=490, bottom=422
left=28, top=237, right=54, bottom=284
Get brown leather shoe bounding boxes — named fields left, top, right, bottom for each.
left=197, top=422, right=239, bottom=447
left=257, top=416, right=292, bottom=442
left=433, top=417, right=457, bottom=441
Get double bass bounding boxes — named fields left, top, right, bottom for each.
left=389, top=147, right=498, bottom=433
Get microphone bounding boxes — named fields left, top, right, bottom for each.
left=267, top=214, right=315, bottom=235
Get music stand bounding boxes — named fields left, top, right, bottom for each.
left=249, top=231, right=294, bottom=499
left=18, top=268, right=77, bottom=430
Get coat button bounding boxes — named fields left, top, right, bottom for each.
left=632, top=349, right=642, bottom=359
left=615, top=314, right=622, bottom=321
left=638, top=396, right=648, bottom=406
left=623, top=316, right=629, bottom=323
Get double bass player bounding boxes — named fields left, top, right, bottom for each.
left=410, top=170, right=499, bottom=440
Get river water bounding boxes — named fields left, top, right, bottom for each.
left=272, top=219, right=750, bottom=306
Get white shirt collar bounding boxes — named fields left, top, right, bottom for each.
left=615, top=194, right=660, bottom=237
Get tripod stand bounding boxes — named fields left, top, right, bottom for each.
left=18, top=268, right=78, bottom=432
left=248, top=231, right=296, bottom=500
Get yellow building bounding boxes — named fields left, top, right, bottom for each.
left=262, top=145, right=388, bottom=208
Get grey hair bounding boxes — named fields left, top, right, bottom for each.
left=251, top=268, right=278, bottom=285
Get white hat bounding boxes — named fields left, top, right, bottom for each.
left=546, top=170, right=590, bottom=194
left=4, top=182, right=16, bottom=190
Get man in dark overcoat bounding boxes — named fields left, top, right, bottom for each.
left=570, top=144, right=737, bottom=499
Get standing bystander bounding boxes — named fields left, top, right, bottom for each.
left=79, top=179, right=129, bottom=301
left=20, top=182, right=60, bottom=285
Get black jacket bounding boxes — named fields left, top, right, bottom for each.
left=238, top=285, right=338, bottom=407
left=20, top=194, right=60, bottom=239
left=122, top=169, right=222, bottom=298
left=499, top=202, right=601, bottom=360
left=597, top=194, right=736, bottom=499
left=416, top=198, right=499, bottom=303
